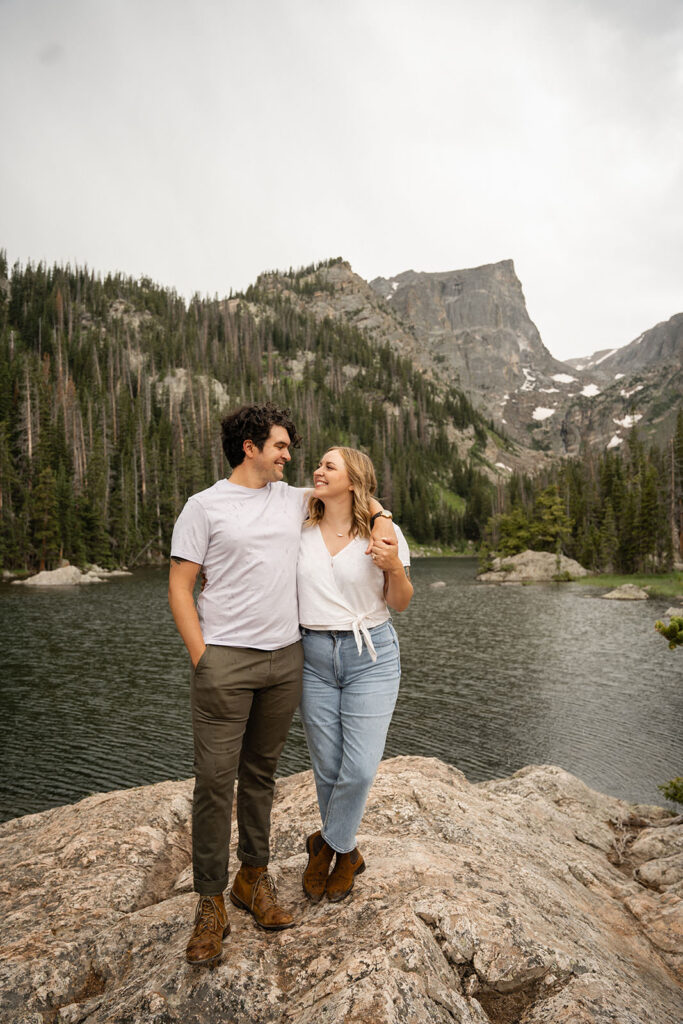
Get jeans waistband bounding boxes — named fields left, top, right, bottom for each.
left=300, top=620, right=391, bottom=637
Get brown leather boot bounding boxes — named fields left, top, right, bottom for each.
left=229, top=865, right=295, bottom=930
left=302, top=831, right=335, bottom=903
left=185, top=893, right=230, bottom=965
left=326, top=848, right=365, bottom=902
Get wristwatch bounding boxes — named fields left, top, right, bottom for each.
left=370, top=510, right=393, bottom=526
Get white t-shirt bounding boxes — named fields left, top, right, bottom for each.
left=297, top=523, right=410, bottom=659
left=171, top=479, right=309, bottom=650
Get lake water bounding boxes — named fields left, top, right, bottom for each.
left=0, top=560, right=681, bottom=822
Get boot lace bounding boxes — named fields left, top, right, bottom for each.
left=194, top=895, right=222, bottom=934
left=251, top=871, right=278, bottom=910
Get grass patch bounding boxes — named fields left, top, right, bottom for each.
left=403, top=533, right=473, bottom=558
left=575, top=572, right=683, bottom=601
left=485, top=424, right=517, bottom=452
left=435, top=484, right=466, bottom=514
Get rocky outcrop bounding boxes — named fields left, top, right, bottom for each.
left=255, top=261, right=421, bottom=362
left=12, top=565, right=102, bottom=586
left=12, top=564, right=132, bottom=586
left=0, top=758, right=680, bottom=1024
left=603, top=584, right=649, bottom=601
left=477, top=549, right=589, bottom=583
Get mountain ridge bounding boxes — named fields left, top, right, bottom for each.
left=1, top=249, right=680, bottom=572
left=256, top=257, right=681, bottom=456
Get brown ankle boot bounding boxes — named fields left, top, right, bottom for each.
left=230, top=865, right=295, bottom=930
left=185, top=893, right=230, bottom=964
left=302, top=831, right=335, bottom=903
left=326, top=848, right=365, bottom=902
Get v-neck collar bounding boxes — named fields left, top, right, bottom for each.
left=316, top=523, right=357, bottom=560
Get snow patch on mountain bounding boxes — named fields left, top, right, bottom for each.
left=521, top=368, right=536, bottom=391
left=532, top=407, right=556, bottom=421
left=613, top=414, right=642, bottom=429
left=620, top=384, right=643, bottom=398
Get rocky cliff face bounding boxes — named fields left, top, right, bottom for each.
left=559, top=314, right=683, bottom=452
left=570, top=314, right=683, bottom=380
left=261, top=258, right=680, bottom=458
left=1, top=757, right=681, bottom=1024
left=369, top=265, right=683, bottom=455
left=369, top=262, right=577, bottom=431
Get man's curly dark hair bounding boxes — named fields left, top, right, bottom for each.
left=221, top=403, right=302, bottom=468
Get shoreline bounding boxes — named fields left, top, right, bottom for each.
left=574, top=570, right=683, bottom=601
left=3, top=560, right=683, bottom=599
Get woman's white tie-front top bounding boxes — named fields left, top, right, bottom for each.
left=297, top=523, right=410, bottom=661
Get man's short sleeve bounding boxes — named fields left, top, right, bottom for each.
left=395, top=524, right=411, bottom=567
left=289, top=486, right=312, bottom=521
left=170, top=498, right=210, bottom=564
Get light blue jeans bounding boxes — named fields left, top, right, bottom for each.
left=299, top=620, right=401, bottom=854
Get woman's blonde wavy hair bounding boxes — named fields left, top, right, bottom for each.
left=306, top=447, right=377, bottom=539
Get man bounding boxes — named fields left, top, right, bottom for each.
left=169, top=402, right=394, bottom=965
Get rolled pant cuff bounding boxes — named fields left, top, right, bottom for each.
left=321, top=830, right=355, bottom=855
left=194, top=875, right=228, bottom=896
left=236, top=847, right=269, bottom=867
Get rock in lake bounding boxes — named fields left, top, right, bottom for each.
left=12, top=565, right=94, bottom=586
left=477, top=549, right=588, bottom=583
left=87, top=564, right=133, bottom=578
left=0, top=757, right=681, bottom=1024
left=603, top=584, right=649, bottom=600
left=10, top=565, right=126, bottom=586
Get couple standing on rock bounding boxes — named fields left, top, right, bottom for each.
left=169, top=403, right=413, bottom=965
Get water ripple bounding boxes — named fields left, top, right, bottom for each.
left=1, top=562, right=681, bottom=821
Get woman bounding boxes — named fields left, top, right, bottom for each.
left=297, top=447, right=413, bottom=903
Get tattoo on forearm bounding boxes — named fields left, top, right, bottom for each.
left=171, top=556, right=189, bottom=565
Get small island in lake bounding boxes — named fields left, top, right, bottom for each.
left=477, top=548, right=589, bottom=583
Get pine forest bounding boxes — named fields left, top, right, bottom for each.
left=0, top=252, right=681, bottom=575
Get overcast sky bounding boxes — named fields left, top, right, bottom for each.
left=0, top=0, right=681, bottom=362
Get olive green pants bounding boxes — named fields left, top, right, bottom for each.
left=190, top=641, right=303, bottom=895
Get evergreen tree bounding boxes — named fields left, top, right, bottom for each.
left=598, top=500, right=618, bottom=571
left=674, top=408, right=683, bottom=560
left=491, top=507, right=532, bottom=556
left=2, top=254, right=678, bottom=574
left=0, top=255, right=503, bottom=567
left=30, top=466, right=60, bottom=570
left=531, top=485, right=574, bottom=553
